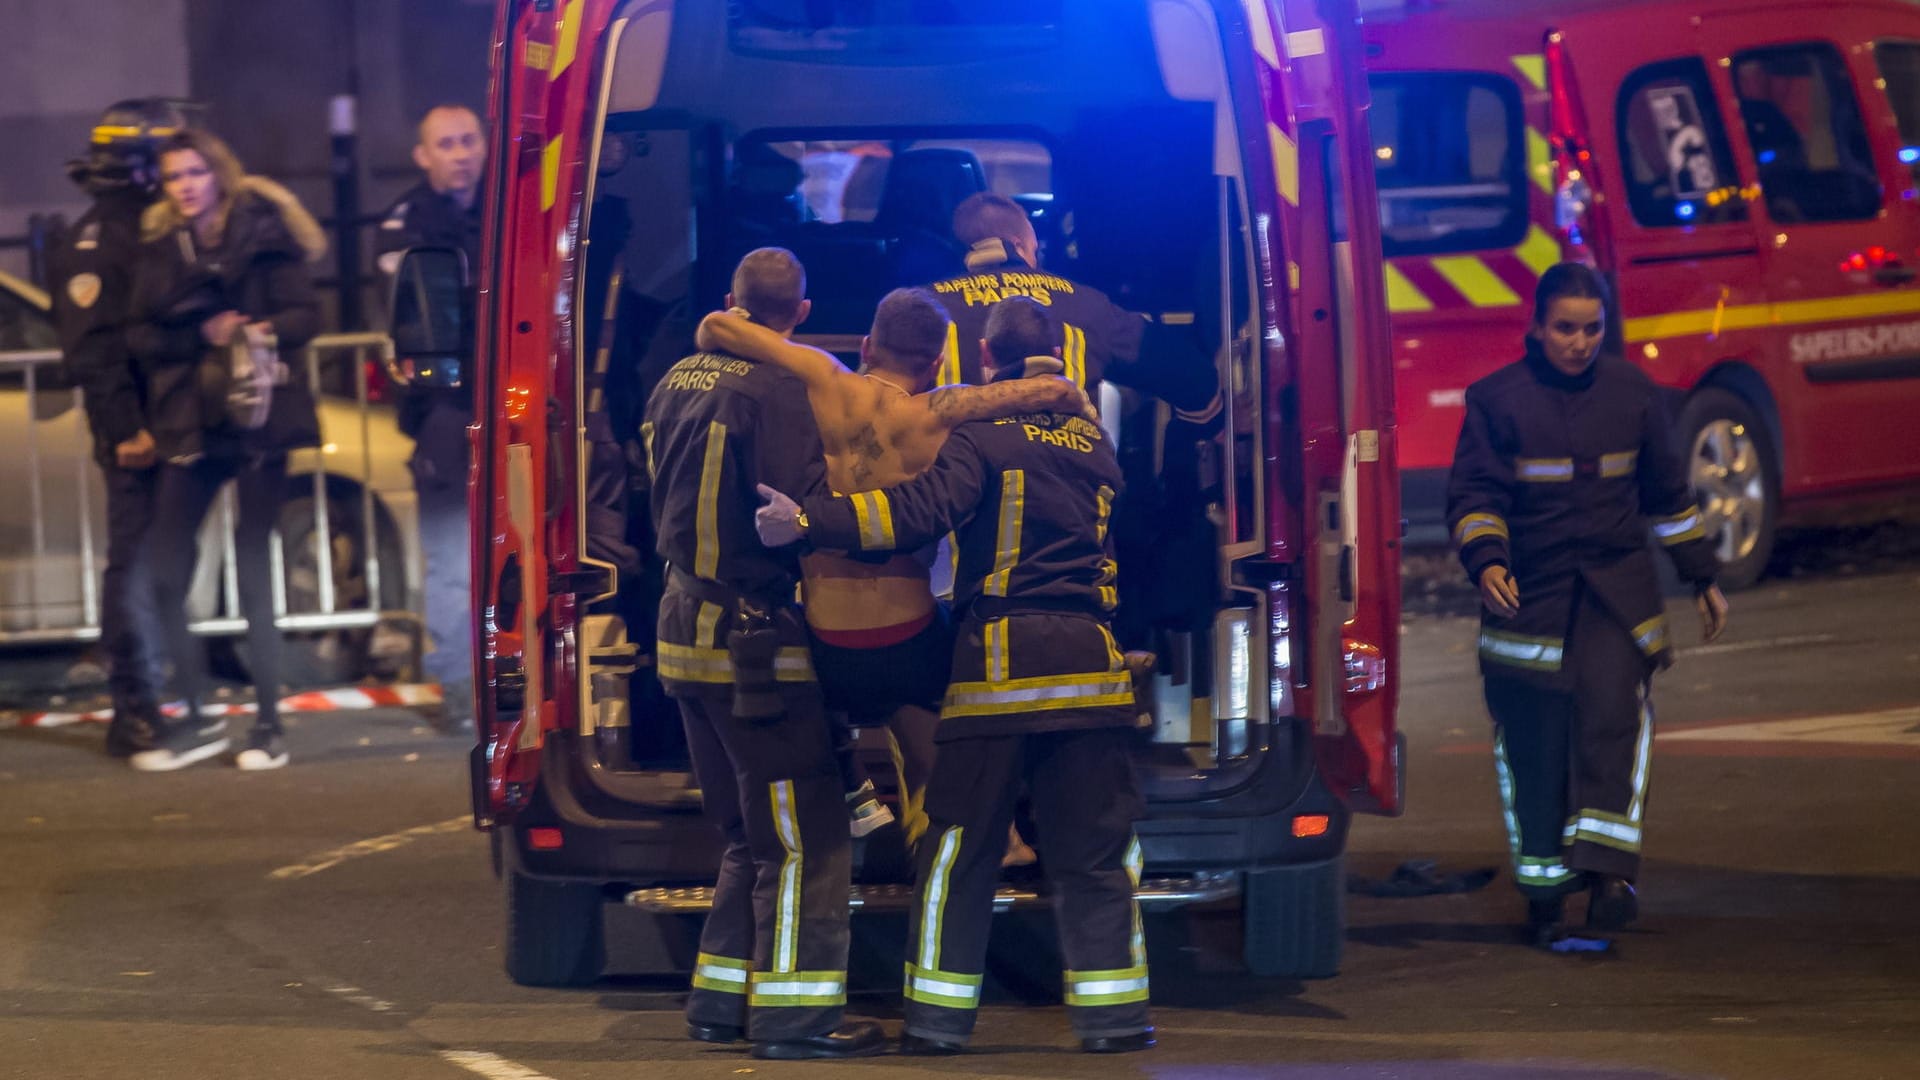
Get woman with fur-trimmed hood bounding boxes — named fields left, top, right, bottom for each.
left=126, top=129, right=327, bottom=773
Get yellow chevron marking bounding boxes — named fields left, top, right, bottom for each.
left=1244, top=0, right=1283, bottom=69
left=542, top=135, right=564, bottom=212
left=1432, top=256, right=1522, bottom=308
left=1383, top=263, right=1434, bottom=314
left=1514, top=225, right=1562, bottom=279
left=553, top=0, right=585, bottom=76
left=1528, top=128, right=1554, bottom=194
left=1512, top=54, right=1547, bottom=93
left=1269, top=123, right=1300, bottom=207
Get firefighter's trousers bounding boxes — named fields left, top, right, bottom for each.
left=1484, top=591, right=1655, bottom=900
left=676, top=686, right=852, bottom=1041
left=904, top=726, right=1149, bottom=1045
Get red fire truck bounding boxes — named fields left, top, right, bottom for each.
left=1365, top=0, right=1920, bottom=588
left=393, top=0, right=1403, bottom=988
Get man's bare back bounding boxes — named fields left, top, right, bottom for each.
left=694, top=309, right=1085, bottom=632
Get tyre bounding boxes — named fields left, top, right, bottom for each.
left=505, top=866, right=606, bottom=987
left=1242, top=856, right=1344, bottom=979
left=1677, top=388, right=1777, bottom=591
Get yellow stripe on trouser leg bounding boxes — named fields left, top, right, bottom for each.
left=692, top=951, right=751, bottom=995
left=904, top=963, right=982, bottom=1009
left=1629, top=689, right=1653, bottom=823
left=749, top=970, right=847, bottom=1008
left=1493, top=734, right=1575, bottom=886
left=769, top=780, right=802, bottom=973
left=1064, top=965, right=1150, bottom=1007
left=916, top=827, right=964, bottom=975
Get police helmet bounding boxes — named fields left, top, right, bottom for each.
left=65, top=98, right=191, bottom=196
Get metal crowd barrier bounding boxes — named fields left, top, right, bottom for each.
left=0, top=333, right=415, bottom=646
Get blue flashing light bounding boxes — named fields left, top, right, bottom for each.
left=1758, top=149, right=1778, bottom=165
left=1676, top=201, right=1698, bottom=221
left=1901, top=146, right=1920, bottom=165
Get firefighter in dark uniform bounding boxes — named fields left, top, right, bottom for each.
left=46, top=99, right=187, bottom=757
left=757, top=296, right=1154, bottom=1055
left=1447, top=264, right=1729, bottom=949
left=642, top=248, right=885, bottom=1061
left=375, top=106, right=485, bottom=725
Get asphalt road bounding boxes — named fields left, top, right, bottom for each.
left=4, top=561, right=1918, bottom=1079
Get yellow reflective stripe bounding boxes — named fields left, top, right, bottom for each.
left=1383, top=262, right=1435, bottom=314
left=1124, top=836, right=1145, bottom=968
left=984, top=618, right=1010, bottom=683
left=1565, top=812, right=1643, bottom=853
left=852, top=491, right=896, bottom=551
left=918, top=827, right=964, bottom=973
left=91, top=124, right=181, bottom=144
left=695, top=421, right=728, bottom=579
left=1511, top=53, right=1548, bottom=92
left=692, top=952, right=751, bottom=994
left=770, top=780, right=802, bottom=973
left=1062, top=323, right=1087, bottom=388
left=1478, top=629, right=1565, bottom=672
left=1515, top=855, right=1578, bottom=885
left=942, top=671, right=1135, bottom=719
left=1527, top=128, right=1555, bottom=195
left=1453, top=512, right=1509, bottom=547
left=940, top=321, right=963, bottom=387
left=1625, top=288, right=1920, bottom=344
left=1269, top=122, right=1300, bottom=207
left=1514, top=225, right=1561, bottom=278
left=1601, top=450, right=1639, bottom=479
left=1515, top=457, right=1575, bottom=482
left=1431, top=256, right=1523, bottom=308
left=1491, top=730, right=1524, bottom=868
left=1631, top=615, right=1669, bottom=657
left=552, top=0, right=585, bottom=75
left=656, top=643, right=816, bottom=684
left=695, top=602, right=724, bottom=650
left=639, top=421, right=657, bottom=481
left=1630, top=689, right=1654, bottom=823
left=984, top=470, right=1025, bottom=597
left=1099, top=625, right=1125, bottom=673
left=1654, top=506, right=1707, bottom=545
left=1063, top=964, right=1150, bottom=1007
left=903, top=963, right=982, bottom=1009
left=748, top=970, right=846, bottom=1008
left=1099, top=583, right=1118, bottom=611
left=1095, top=485, right=1114, bottom=543
left=541, top=134, right=565, bottom=212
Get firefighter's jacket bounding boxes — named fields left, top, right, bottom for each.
left=642, top=351, right=826, bottom=688
left=1446, top=344, right=1720, bottom=687
left=801, top=376, right=1132, bottom=739
left=927, top=239, right=1220, bottom=419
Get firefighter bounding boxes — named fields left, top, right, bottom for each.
left=374, top=105, right=484, bottom=728
left=756, top=296, right=1154, bottom=1055
left=46, top=98, right=187, bottom=757
left=1447, top=263, right=1729, bottom=949
left=643, top=248, right=885, bottom=1061
left=926, top=192, right=1219, bottom=422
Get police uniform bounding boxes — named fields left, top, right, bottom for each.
left=46, top=188, right=163, bottom=750
left=640, top=350, right=850, bottom=1043
left=1447, top=343, right=1719, bottom=900
left=796, top=359, right=1149, bottom=1049
left=927, top=239, right=1219, bottom=420
left=375, top=181, right=482, bottom=715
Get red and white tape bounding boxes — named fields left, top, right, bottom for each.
left=1, top=683, right=445, bottom=731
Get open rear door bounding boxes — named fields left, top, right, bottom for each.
left=1275, top=0, right=1402, bottom=815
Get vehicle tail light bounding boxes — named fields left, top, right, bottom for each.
left=1545, top=30, right=1613, bottom=266
left=1343, top=637, right=1386, bottom=696
left=528, top=827, right=564, bottom=850
left=1292, top=814, right=1331, bottom=838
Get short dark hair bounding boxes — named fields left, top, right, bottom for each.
left=869, top=288, right=951, bottom=378
left=984, top=297, right=1056, bottom=372
left=731, top=248, right=808, bottom=329
left=416, top=104, right=483, bottom=146
left=951, top=192, right=1030, bottom=248
left=1532, top=262, right=1611, bottom=327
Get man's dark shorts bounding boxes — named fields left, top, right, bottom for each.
left=811, top=603, right=954, bottom=727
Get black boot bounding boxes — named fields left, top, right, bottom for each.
left=1586, top=875, right=1639, bottom=931
left=751, top=1020, right=889, bottom=1060
left=104, top=710, right=160, bottom=758
left=686, top=1021, right=744, bottom=1044
left=900, top=1031, right=967, bottom=1055
left=1082, top=1028, right=1157, bottom=1053
left=1526, top=896, right=1566, bottom=950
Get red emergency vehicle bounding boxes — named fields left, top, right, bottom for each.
left=1365, top=0, right=1920, bottom=587
left=393, top=0, right=1402, bottom=987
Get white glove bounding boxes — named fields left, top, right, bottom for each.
left=755, top=483, right=805, bottom=547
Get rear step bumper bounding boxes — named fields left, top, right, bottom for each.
left=626, top=874, right=1240, bottom=914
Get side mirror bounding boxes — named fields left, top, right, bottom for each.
left=387, top=246, right=471, bottom=387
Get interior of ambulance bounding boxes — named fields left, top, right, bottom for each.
left=563, top=1, right=1287, bottom=842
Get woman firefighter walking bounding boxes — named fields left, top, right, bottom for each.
left=1447, top=263, right=1730, bottom=948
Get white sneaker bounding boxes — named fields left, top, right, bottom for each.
left=234, top=730, right=289, bottom=771
left=130, top=720, right=231, bottom=773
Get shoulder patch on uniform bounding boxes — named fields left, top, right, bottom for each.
left=76, top=222, right=101, bottom=250
left=380, top=204, right=410, bottom=230
left=67, top=272, right=102, bottom=310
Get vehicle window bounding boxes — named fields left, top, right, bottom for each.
left=0, top=285, right=57, bottom=353
left=730, top=1, right=1063, bottom=57
left=1873, top=42, right=1920, bottom=179
left=1732, top=43, right=1882, bottom=223
left=1616, top=59, right=1749, bottom=227
left=1368, top=73, right=1527, bottom=257
left=754, top=138, right=1051, bottom=225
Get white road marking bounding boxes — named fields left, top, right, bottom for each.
left=268, top=817, right=470, bottom=880
left=1678, top=633, right=1838, bottom=658
left=325, top=983, right=396, bottom=1013
left=439, top=1051, right=557, bottom=1080
left=1660, top=706, right=1920, bottom=748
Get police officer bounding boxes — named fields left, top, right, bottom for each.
left=375, top=105, right=484, bottom=725
left=927, top=192, right=1219, bottom=422
left=757, top=296, right=1154, bottom=1055
left=1448, top=263, right=1729, bottom=950
left=643, top=248, right=885, bottom=1061
left=46, top=98, right=187, bottom=757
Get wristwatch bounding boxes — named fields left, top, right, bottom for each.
left=793, top=506, right=810, bottom=534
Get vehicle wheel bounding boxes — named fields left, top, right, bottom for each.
left=1242, top=857, right=1344, bottom=979
left=505, top=866, right=605, bottom=987
left=1678, top=388, right=1777, bottom=591
left=274, top=487, right=406, bottom=684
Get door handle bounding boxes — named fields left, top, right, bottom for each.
left=1874, top=265, right=1917, bottom=286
